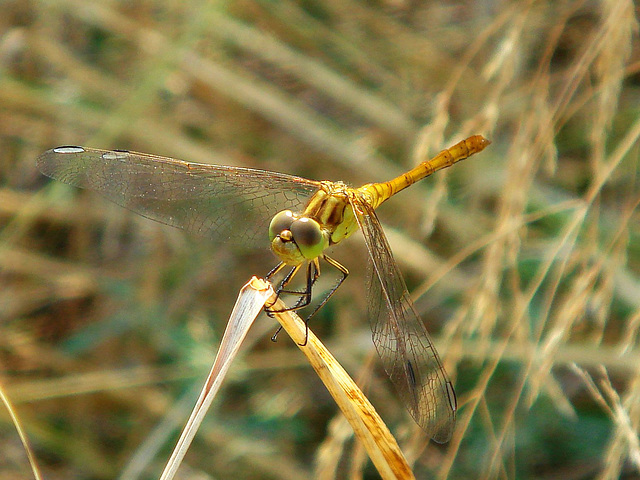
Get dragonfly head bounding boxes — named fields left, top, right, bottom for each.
left=269, top=210, right=329, bottom=264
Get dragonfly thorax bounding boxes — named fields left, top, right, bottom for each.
left=269, top=210, right=330, bottom=265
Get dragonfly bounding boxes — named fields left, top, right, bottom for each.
left=37, top=134, right=489, bottom=443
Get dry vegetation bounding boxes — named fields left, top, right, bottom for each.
left=1, top=0, right=639, bottom=479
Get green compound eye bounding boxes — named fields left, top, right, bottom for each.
left=289, top=217, right=327, bottom=260
left=269, top=210, right=295, bottom=242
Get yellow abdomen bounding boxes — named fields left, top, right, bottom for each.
left=296, top=135, right=490, bottom=253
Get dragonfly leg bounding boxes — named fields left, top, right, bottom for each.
left=295, top=255, right=349, bottom=346
left=278, top=261, right=317, bottom=307
left=271, top=262, right=318, bottom=309
left=264, top=261, right=287, bottom=310
left=271, top=256, right=323, bottom=301
left=265, top=261, right=287, bottom=280
left=265, top=263, right=301, bottom=314
left=266, top=261, right=303, bottom=308
left=269, top=261, right=319, bottom=341
left=267, top=256, right=347, bottom=345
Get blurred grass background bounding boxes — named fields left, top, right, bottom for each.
left=1, top=0, right=639, bottom=479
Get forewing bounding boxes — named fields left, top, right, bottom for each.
left=349, top=195, right=456, bottom=442
left=37, top=147, right=320, bottom=248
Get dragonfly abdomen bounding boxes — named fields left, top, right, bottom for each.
left=358, top=135, right=490, bottom=209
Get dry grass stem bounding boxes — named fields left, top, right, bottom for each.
left=267, top=287, right=415, bottom=480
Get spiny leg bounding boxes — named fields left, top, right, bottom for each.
left=276, top=261, right=316, bottom=311
left=265, top=263, right=302, bottom=315
left=314, top=255, right=349, bottom=314
left=270, top=255, right=349, bottom=346
left=270, top=260, right=319, bottom=341
left=272, top=259, right=322, bottom=310
left=267, top=261, right=319, bottom=307
left=264, top=261, right=295, bottom=311
left=265, top=261, right=287, bottom=280
left=295, top=255, right=348, bottom=346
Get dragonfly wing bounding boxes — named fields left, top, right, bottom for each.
left=349, top=195, right=456, bottom=442
left=37, top=147, right=320, bottom=248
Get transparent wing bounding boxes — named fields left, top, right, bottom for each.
left=350, top=195, right=456, bottom=442
left=37, top=146, right=321, bottom=248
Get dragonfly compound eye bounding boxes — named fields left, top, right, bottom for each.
left=269, top=210, right=295, bottom=242
left=289, top=217, right=328, bottom=260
